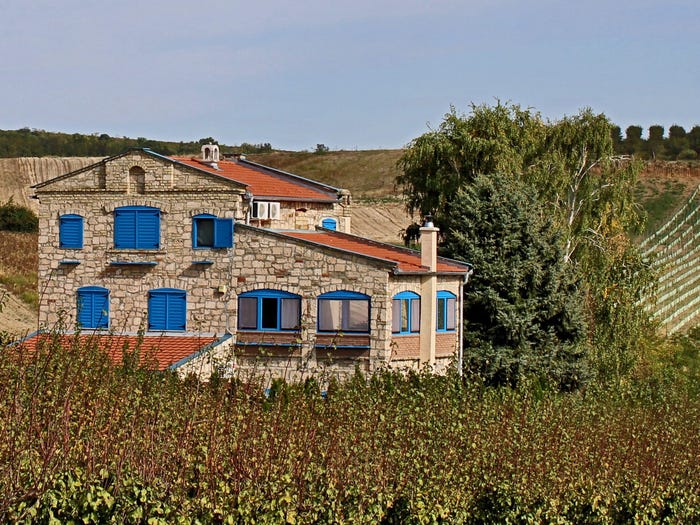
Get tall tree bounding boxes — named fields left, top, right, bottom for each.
left=442, top=174, right=588, bottom=389
left=398, top=103, right=653, bottom=385
left=396, top=102, right=544, bottom=222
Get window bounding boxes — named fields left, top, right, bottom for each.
left=318, top=291, right=370, bottom=333
left=238, top=289, right=301, bottom=331
left=114, top=206, right=160, bottom=250
left=321, top=218, right=337, bottom=231
left=437, top=291, right=457, bottom=332
left=392, top=291, right=420, bottom=334
left=59, top=214, right=83, bottom=249
left=148, top=288, right=186, bottom=331
left=77, top=286, right=109, bottom=329
left=192, top=214, right=233, bottom=248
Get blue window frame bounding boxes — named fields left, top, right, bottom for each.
left=238, top=289, right=301, bottom=331
left=77, top=286, right=109, bottom=329
left=192, top=214, right=233, bottom=248
left=437, top=291, right=457, bottom=332
left=59, top=214, right=84, bottom=249
left=114, top=206, right=160, bottom=250
left=392, top=291, right=420, bottom=334
left=318, top=291, right=370, bottom=333
left=148, top=288, right=186, bottom=331
left=321, top=217, right=337, bottom=231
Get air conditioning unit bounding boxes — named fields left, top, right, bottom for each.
left=252, top=201, right=269, bottom=219
left=268, top=202, right=281, bottom=220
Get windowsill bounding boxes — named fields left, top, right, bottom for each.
left=110, top=261, right=158, bottom=266
left=392, top=332, right=420, bottom=336
left=59, top=259, right=81, bottom=265
left=192, top=260, right=214, bottom=265
left=107, top=249, right=166, bottom=255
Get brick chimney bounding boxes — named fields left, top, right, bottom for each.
left=419, top=215, right=439, bottom=366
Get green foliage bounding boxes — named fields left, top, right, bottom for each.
left=399, top=102, right=653, bottom=386
left=0, top=128, right=273, bottom=158
left=0, top=198, right=38, bottom=233
left=0, top=335, right=698, bottom=522
left=442, top=174, right=588, bottom=389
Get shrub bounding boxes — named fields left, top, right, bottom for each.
left=0, top=198, right=38, bottom=233
left=678, top=148, right=698, bottom=160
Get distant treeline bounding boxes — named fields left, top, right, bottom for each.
left=0, top=128, right=272, bottom=158
left=612, top=124, right=700, bottom=160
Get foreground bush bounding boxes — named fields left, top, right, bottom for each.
left=1, top=333, right=699, bottom=523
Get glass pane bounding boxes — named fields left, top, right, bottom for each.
left=196, top=218, right=214, bottom=247
left=343, top=300, right=369, bottom=332
left=261, top=297, right=278, bottom=329
left=400, top=299, right=409, bottom=332
left=446, top=298, right=456, bottom=330
left=410, top=299, right=421, bottom=333
left=391, top=299, right=401, bottom=333
left=238, top=297, right=258, bottom=329
left=318, top=300, right=340, bottom=331
left=280, top=298, right=300, bottom=329
left=437, top=298, right=446, bottom=330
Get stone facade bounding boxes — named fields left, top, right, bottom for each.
left=34, top=149, right=470, bottom=380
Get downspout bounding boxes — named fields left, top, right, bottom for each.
left=458, top=268, right=473, bottom=377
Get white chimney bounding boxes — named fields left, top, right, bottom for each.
left=420, top=215, right=439, bottom=272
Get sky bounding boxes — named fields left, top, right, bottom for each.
left=1, top=0, right=698, bottom=151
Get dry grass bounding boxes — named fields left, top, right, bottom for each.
left=0, top=231, right=38, bottom=308
left=247, top=149, right=404, bottom=198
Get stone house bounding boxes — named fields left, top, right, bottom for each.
left=22, top=146, right=471, bottom=380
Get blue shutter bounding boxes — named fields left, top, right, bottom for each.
left=214, top=218, right=234, bottom=248
left=114, top=209, right=136, bottom=248
left=115, top=207, right=160, bottom=249
left=77, top=287, right=109, bottom=329
left=321, top=218, right=337, bottom=230
left=59, top=214, right=84, bottom=249
left=149, top=289, right=186, bottom=331
left=136, top=208, right=160, bottom=249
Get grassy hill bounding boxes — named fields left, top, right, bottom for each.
left=247, top=150, right=404, bottom=199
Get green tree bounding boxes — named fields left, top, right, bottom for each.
left=398, top=103, right=652, bottom=385
left=442, top=174, right=588, bottom=389
left=646, top=125, right=666, bottom=159
left=668, top=125, right=688, bottom=159
left=396, top=102, right=545, bottom=221
left=623, top=125, right=644, bottom=156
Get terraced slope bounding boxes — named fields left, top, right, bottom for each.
left=641, top=186, right=700, bottom=333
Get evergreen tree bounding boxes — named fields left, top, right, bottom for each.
left=442, top=174, right=588, bottom=389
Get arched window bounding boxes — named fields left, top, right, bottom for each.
left=318, top=291, right=370, bottom=333
left=77, top=286, right=109, bottom=329
left=114, top=206, right=160, bottom=249
left=59, top=214, right=83, bottom=249
left=128, top=166, right=146, bottom=194
left=238, top=289, right=301, bottom=331
left=437, top=291, right=457, bottom=332
left=321, top=217, right=337, bottom=231
left=148, top=288, right=186, bottom=331
left=392, top=291, right=420, bottom=334
left=192, top=214, right=233, bottom=248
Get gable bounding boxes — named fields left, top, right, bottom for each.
left=33, top=149, right=247, bottom=196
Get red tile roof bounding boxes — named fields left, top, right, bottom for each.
left=278, top=230, right=471, bottom=275
left=16, top=333, right=220, bottom=371
left=170, top=156, right=339, bottom=202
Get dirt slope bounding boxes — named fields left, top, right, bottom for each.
left=0, top=286, right=36, bottom=337
left=0, top=157, right=102, bottom=210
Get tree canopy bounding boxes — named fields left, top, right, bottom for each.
left=398, top=102, right=656, bottom=387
